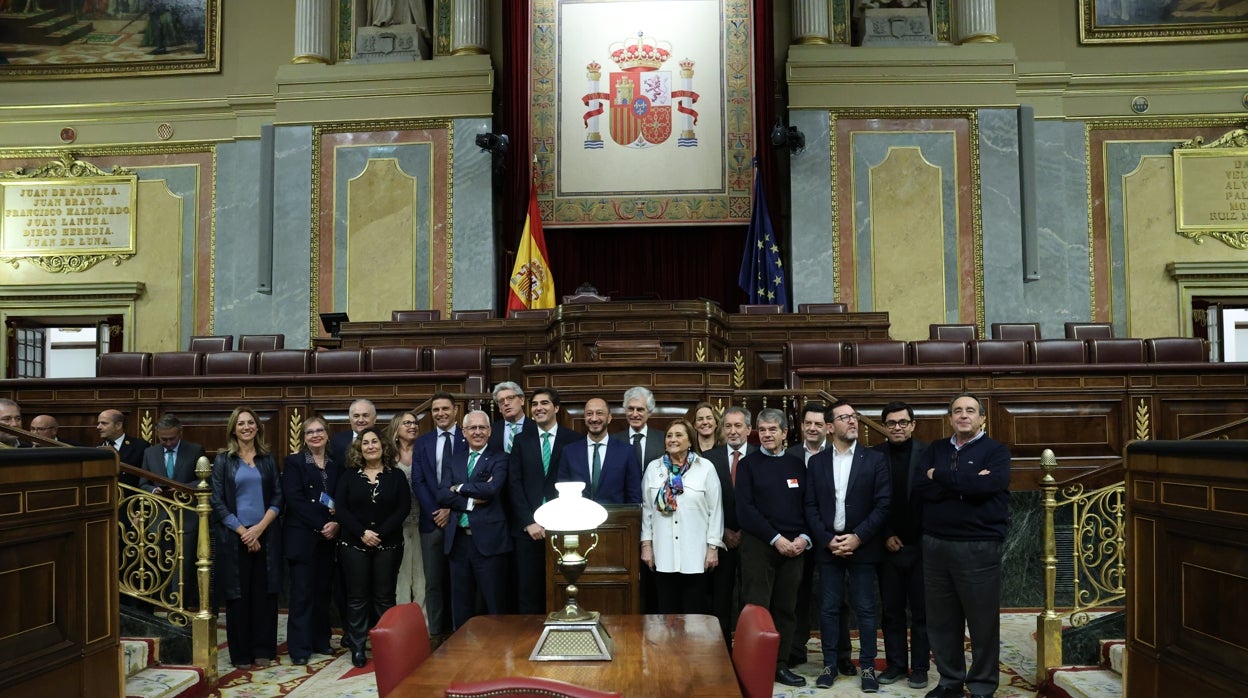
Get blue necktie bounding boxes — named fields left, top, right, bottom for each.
left=164, top=449, right=175, bottom=478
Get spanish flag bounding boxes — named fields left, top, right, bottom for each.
left=506, top=180, right=556, bottom=311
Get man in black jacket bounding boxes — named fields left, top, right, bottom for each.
left=703, top=405, right=756, bottom=646
left=914, top=393, right=1011, bottom=698
left=872, top=401, right=931, bottom=689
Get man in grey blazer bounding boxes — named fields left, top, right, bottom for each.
left=138, top=412, right=207, bottom=602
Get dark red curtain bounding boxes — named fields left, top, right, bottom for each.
left=501, top=0, right=778, bottom=309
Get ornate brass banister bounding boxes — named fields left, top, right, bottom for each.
left=118, top=456, right=217, bottom=686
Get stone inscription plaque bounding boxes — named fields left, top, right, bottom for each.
left=1173, top=148, right=1248, bottom=232
left=1, top=175, right=137, bottom=256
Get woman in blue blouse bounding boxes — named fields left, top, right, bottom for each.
left=210, top=407, right=283, bottom=670
left=280, top=415, right=340, bottom=665
left=335, top=425, right=412, bottom=667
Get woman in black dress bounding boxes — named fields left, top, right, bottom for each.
left=335, top=425, right=412, bottom=667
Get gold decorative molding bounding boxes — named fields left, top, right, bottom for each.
left=288, top=409, right=303, bottom=455
left=140, top=409, right=153, bottom=443
left=562, top=343, right=573, bottom=364
left=532, top=352, right=545, bottom=365
left=733, top=350, right=745, bottom=389
left=1135, top=398, right=1151, bottom=441
left=695, top=340, right=707, bottom=362
left=1172, top=127, right=1248, bottom=250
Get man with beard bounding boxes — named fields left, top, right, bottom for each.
left=412, top=392, right=465, bottom=642
left=557, top=397, right=641, bottom=504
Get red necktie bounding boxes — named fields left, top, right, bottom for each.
left=731, top=450, right=740, bottom=485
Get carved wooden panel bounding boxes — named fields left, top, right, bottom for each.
left=546, top=507, right=641, bottom=616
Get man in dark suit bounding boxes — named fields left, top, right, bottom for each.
left=805, top=399, right=891, bottom=692
left=0, top=398, right=20, bottom=447
left=98, top=409, right=150, bottom=486
left=29, top=414, right=85, bottom=446
left=437, top=409, right=511, bottom=630
left=487, top=381, right=532, bottom=454
left=783, top=402, right=832, bottom=670
left=609, top=385, right=664, bottom=468
left=871, top=401, right=931, bottom=689
left=508, top=387, right=582, bottom=613
left=703, top=405, right=755, bottom=646
left=329, top=399, right=376, bottom=467
left=557, top=397, right=641, bottom=504
left=411, top=391, right=465, bottom=641
left=138, top=412, right=208, bottom=597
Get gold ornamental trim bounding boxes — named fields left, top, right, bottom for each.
left=140, top=409, right=153, bottom=443
left=1135, top=398, right=1150, bottom=441
left=695, top=340, right=707, bottom=362
left=288, top=409, right=303, bottom=455
left=733, top=350, right=745, bottom=389
left=1172, top=127, right=1248, bottom=250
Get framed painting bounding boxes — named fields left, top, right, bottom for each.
left=1079, top=0, right=1248, bottom=43
left=0, top=0, right=221, bottom=79
left=534, top=0, right=756, bottom=227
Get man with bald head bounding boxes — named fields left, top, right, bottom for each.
left=557, top=397, right=642, bottom=504
left=330, top=399, right=376, bottom=467
left=98, top=409, right=150, bottom=486
left=28, top=414, right=83, bottom=446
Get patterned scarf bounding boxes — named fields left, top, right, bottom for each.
left=653, top=450, right=694, bottom=515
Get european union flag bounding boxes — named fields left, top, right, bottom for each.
left=737, top=163, right=789, bottom=309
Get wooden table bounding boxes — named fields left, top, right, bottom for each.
left=393, top=614, right=742, bottom=697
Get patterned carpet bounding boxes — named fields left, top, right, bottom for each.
left=154, top=612, right=1063, bottom=697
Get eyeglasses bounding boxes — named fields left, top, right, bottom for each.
left=498, top=394, right=522, bottom=403
left=464, top=425, right=490, bottom=432
left=29, top=426, right=56, bottom=432
left=400, top=420, right=418, bottom=427
left=884, top=419, right=913, bottom=429
left=831, top=414, right=859, bottom=424
left=304, top=428, right=327, bottom=435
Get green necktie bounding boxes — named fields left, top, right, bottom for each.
left=591, top=442, right=602, bottom=498
left=541, top=432, right=552, bottom=475
left=459, top=452, right=479, bottom=528
left=507, top=422, right=520, bottom=453
left=165, top=449, right=175, bottom=478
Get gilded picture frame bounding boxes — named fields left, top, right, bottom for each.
left=0, top=0, right=220, bottom=80
left=1079, top=0, right=1248, bottom=44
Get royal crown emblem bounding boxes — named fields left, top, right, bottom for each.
left=581, top=31, right=700, bottom=150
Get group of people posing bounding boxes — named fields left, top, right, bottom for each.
left=1, top=384, right=1012, bottom=698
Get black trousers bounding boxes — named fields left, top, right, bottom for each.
left=513, top=534, right=548, bottom=614
left=654, top=570, right=711, bottom=615
left=738, top=534, right=805, bottom=666
left=711, top=546, right=740, bottom=645
left=286, top=537, right=336, bottom=660
left=338, top=543, right=403, bottom=652
left=922, top=535, right=1002, bottom=696
left=224, top=539, right=278, bottom=665
left=420, top=526, right=450, bottom=635
left=879, top=543, right=930, bottom=672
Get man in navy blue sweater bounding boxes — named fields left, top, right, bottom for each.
left=913, top=393, right=1011, bottom=698
left=736, top=407, right=812, bottom=688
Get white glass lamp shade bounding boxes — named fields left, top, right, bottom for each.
left=534, top=482, right=608, bottom=532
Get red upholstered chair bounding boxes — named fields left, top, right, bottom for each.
left=848, top=340, right=909, bottom=367
left=970, top=340, right=1028, bottom=366
left=738, top=304, right=784, bottom=314
left=910, top=340, right=971, bottom=366
left=1146, top=337, right=1207, bottom=363
left=238, top=334, right=284, bottom=351
left=151, top=351, right=205, bottom=376
left=429, top=346, right=489, bottom=393
left=733, top=603, right=780, bottom=698
left=369, top=603, right=432, bottom=698
left=508, top=308, right=555, bottom=320
left=1029, top=339, right=1087, bottom=364
left=990, top=322, right=1041, bottom=341
left=187, top=335, right=233, bottom=353
left=391, top=309, right=442, bottom=322
left=313, top=348, right=369, bottom=373
left=256, top=349, right=312, bottom=374
left=1086, top=338, right=1146, bottom=364
left=450, top=309, right=494, bottom=320
left=1064, top=322, right=1113, bottom=339
left=203, top=351, right=258, bottom=375
left=97, top=352, right=152, bottom=377
left=444, top=677, right=622, bottom=698
left=929, top=323, right=978, bottom=341
left=797, top=302, right=847, bottom=314
left=785, top=341, right=847, bottom=386
left=369, top=346, right=425, bottom=372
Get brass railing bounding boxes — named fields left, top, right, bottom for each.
left=1036, top=449, right=1126, bottom=684
left=118, top=457, right=218, bottom=687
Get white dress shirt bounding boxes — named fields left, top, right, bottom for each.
left=640, top=455, right=724, bottom=575
left=831, top=441, right=856, bottom=532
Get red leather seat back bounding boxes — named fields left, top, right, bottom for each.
left=991, top=322, right=1041, bottom=341
left=256, top=349, right=312, bottom=374
left=929, top=323, right=978, bottom=341
left=1146, top=337, right=1206, bottom=363
left=1029, top=339, right=1087, bottom=364
left=1064, top=322, right=1113, bottom=339
left=151, top=351, right=204, bottom=376
left=445, top=677, right=622, bottom=698
left=203, top=351, right=257, bottom=375
left=369, top=603, right=431, bottom=698
left=910, top=340, right=971, bottom=366
left=849, top=340, right=909, bottom=367
left=797, top=302, right=847, bottom=314
left=187, top=335, right=233, bottom=352
left=391, top=309, right=441, bottom=322
left=369, top=346, right=425, bottom=372
left=97, top=352, right=152, bottom=377
left=1086, top=338, right=1146, bottom=364
left=733, top=603, right=780, bottom=698
left=313, top=349, right=369, bottom=374
left=971, top=340, right=1028, bottom=366
left=238, top=334, right=285, bottom=351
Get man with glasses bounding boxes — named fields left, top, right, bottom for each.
left=872, top=401, right=931, bottom=689
left=488, top=381, right=532, bottom=454
left=412, top=392, right=465, bottom=643
left=914, top=393, right=1011, bottom=698
left=29, top=414, right=82, bottom=446
left=805, top=400, right=891, bottom=692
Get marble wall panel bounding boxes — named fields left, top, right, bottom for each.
left=452, top=117, right=496, bottom=312
left=789, top=109, right=834, bottom=307
left=271, top=126, right=316, bottom=348
left=1028, top=119, right=1090, bottom=338
left=978, top=108, right=1025, bottom=330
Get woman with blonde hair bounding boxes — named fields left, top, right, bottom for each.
left=686, top=401, right=723, bottom=455
left=210, top=407, right=283, bottom=670
left=386, top=411, right=425, bottom=606
left=640, top=418, right=723, bottom=614
left=335, top=425, right=411, bottom=667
